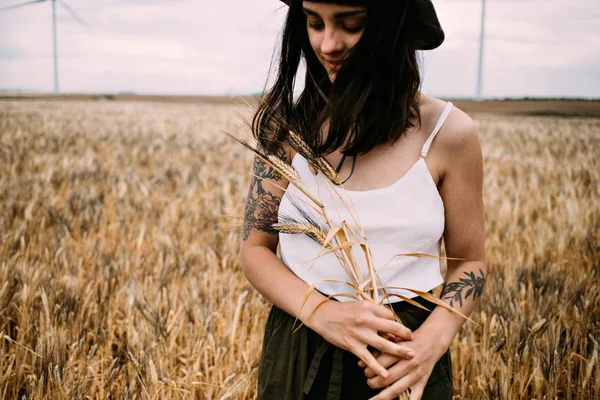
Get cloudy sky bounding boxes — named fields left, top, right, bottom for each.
left=0, top=0, right=598, bottom=98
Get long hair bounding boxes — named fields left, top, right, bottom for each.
left=252, top=0, right=423, bottom=158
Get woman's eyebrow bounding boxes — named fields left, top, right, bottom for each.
left=302, top=7, right=366, bottom=19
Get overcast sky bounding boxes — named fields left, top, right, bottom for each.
left=0, top=0, right=599, bottom=98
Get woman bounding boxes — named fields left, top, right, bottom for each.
left=240, top=0, right=486, bottom=399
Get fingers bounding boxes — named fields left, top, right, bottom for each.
left=352, top=323, right=414, bottom=366
left=368, top=302, right=396, bottom=320
left=368, top=374, right=413, bottom=400
left=409, top=385, right=424, bottom=400
left=362, top=303, right=412, bottom=340
left=346, top=335, right=389, bottom=379
left=354, top=344, right=390, bottom=380
left=367, top=358, right=413, bottom=390
left=369, top=381, right=424, bottom=400
left=344, top=301, right=413, bottom=378
left=356, top=302, right=412, bottom=341
left=369, top=317, right=413, bottom=342
left=358, top=349, right=381, bottom=368
left=364, top=352, right=400, bottom=378
left=369, top=334, right=415, bottom=360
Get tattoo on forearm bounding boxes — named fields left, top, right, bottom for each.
left=441, top=268, right=486, bottom=308
left=242, top=147, right=286, bottom=241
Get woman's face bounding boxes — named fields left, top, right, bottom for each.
left=302, top=1, right=367, bottom=83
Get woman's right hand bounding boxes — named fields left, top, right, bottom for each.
left=308, top=299, right=415, bottom=379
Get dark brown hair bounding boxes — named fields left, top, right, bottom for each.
left=253, top=0, right=423, bottom=158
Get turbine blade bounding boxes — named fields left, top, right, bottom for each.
left=57, top=0, right=93, bottom=32
left=0, top=0, right=46, bottom=12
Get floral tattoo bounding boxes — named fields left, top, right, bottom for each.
left=441, top=268, right=486, bottom=308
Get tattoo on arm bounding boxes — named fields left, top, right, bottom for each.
left=441, top=268, right=486, bottom=308
left=242, top=147, right=287, bottom=241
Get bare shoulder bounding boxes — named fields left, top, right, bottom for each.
left=437, top=103, right=478, bottom=147
left=436, top=104, right=481, bottom=164
left=419, top=95, right=477, bottom=144
left=419, top=94, right=480, bottom=163
left=421, top=98, right=482, bottom=181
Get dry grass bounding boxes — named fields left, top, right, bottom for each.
left=0, top=99, right=598, bottom=399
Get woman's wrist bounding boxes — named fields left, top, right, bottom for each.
left=418, top=306, right=465, bottom=353
left=303, top=296, right=334, bottom=333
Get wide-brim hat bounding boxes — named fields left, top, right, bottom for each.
left=278, top=0, right=445, bottom=50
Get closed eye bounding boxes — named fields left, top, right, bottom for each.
left=343, top=25, right=364, bottom=33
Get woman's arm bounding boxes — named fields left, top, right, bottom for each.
left=240, top=143, right=415, bottom=379
left=362, top=108, right=487, bottom=400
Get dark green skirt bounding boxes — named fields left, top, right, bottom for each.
left=257, top=295, right=453, bottom=400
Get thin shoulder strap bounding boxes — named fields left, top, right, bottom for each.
left=420, top=101, right=453, bottom=158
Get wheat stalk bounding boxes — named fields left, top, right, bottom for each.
left=271, top=221, right=328, bottom=246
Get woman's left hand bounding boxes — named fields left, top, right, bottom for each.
left=359, top=327, right=448, bottom=400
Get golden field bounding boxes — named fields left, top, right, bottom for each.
left=0, top=99, right=598, bottom=399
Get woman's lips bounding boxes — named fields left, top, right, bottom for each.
left=326, top=60, right=343, bottom=72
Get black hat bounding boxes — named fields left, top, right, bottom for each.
left=279, top=0, right=445, bottom=50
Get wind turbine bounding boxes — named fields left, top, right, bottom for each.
left=476, top=0, right=486, bottom=100
left=0, top=0, right=90, bottom=95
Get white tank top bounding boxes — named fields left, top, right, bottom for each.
left=278, top=102, right=453, bottom=303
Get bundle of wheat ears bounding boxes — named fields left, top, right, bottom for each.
left=228, top=126, right=475, bottom=399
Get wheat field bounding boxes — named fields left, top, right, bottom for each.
left=0, top=99, right=598, bottom=399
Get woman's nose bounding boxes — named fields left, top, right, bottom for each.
left=320, top=27, right=344, bottom=55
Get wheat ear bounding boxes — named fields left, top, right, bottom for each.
left=267, top=154, right=300, bottom=181
left=287, top=130, right=342, bottom=184
left=272, top=221, right=329, bottom=246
